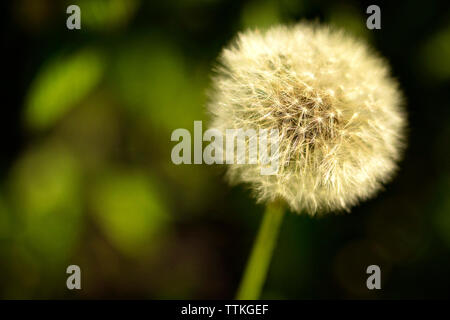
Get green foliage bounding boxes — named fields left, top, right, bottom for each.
left=90, top=169, right=170, bottom=256
left=75, top=0, right=140, bottom=31
left=9, top=143, right=83, bottom=266
left=327, top=4, right=371, bottom=40
left=241, top=0, right=282, bottom=29
left=112, top=37, right=207, bottom=131
left=25, top=48, right=105, bottom=130
left=4, top=0, right=450, bottom=299
left=419, top=24, right=450, bottom=80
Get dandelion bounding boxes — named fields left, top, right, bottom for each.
left=208, top=23, right=406, bottom=299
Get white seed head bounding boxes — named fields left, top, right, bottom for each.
left=208, top=23, right=406, bottom=214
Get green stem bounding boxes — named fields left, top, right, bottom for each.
left=236, top=201, right=285, bottom=300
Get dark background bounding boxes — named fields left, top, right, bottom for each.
left=1, top=0, right=449, bottom=299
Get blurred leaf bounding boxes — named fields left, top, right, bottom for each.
left=419, top=24, right=450, bottom=80
left=90, top=169, right=170, bottom=257
left=9, top=142, right=83, bottom=265
left=75, top=0, right=140, bottom=31
left=25, top=48, right=105, bottom=130
left=327, top=4, right=371, bottom=41
left=241, top=0, right=282, bottom=30
left=112, top=37, right=207, bottom=131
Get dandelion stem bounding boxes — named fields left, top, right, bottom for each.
left=236, top=201, right=285, bottom=300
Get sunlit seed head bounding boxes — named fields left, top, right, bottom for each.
left=208, top=23, right=407, bottom=215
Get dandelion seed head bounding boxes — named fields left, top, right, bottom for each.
left=208, top=23, right=407, bottom=214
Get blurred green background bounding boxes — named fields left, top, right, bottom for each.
left=1, top=0, right=449, bottom=299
